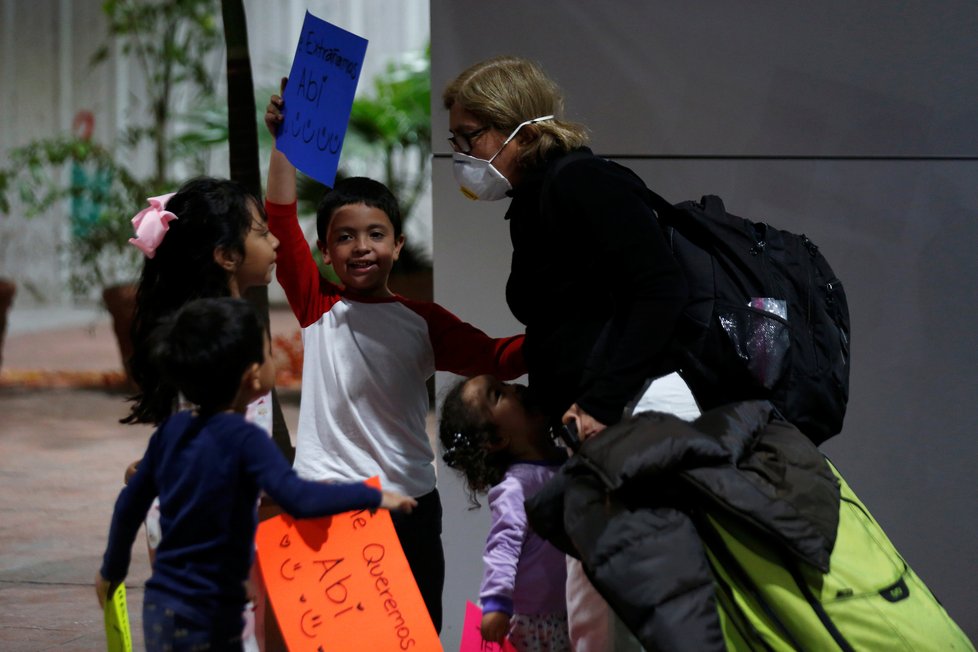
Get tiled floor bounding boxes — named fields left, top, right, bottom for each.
left=0, top=385, right=154, bottom=650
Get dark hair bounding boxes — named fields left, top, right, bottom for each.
left=149, top=297, right=265, bottom=416
left=316, top=176, right=402, bottom=244
left=438, top=379, right=510, bottom=508
left=125, top=176, right=262, bottom=424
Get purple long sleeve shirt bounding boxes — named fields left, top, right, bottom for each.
left=481, top=461, right=567, bottom=616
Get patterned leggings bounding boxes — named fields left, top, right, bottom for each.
left=508, top=611, right=571, bottom=652
left=142, top=600, right=243, bottom=652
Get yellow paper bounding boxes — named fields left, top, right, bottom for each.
left=104, top=583, right=132, bottom=652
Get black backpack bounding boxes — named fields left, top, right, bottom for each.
left=646, top=192, right=851, bottom=445
left=541, top=151, right=851, bottom=445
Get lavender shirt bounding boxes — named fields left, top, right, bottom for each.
left=481, top=461, right=568, bottom=616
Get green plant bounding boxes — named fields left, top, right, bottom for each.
left=0, top=0, right=226, bottom=298
left=347, top=46, right=432, bottom=232
left=93, top=0, right=223, bottom=187
left=0, top=138, right=151, bottom=295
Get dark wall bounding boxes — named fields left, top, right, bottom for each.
left=431, top=2, right=978, bottom=647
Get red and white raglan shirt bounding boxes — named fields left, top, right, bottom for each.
left=267, top=201, right=525, bottom=497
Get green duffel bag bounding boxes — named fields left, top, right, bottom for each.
left=700, top=460, right=974, bottom=651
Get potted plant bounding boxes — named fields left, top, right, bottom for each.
left=0, top=276, right=14, bottom=373
left=0, top=0, right=224, bottom=376
left=0, top=205, right=18, bottom=372
left=0, top=136, right=150, bottom=377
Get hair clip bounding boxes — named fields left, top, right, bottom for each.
left=129, top=192, right=178, bottom=259
left=441, top=431, right=469, bottom=466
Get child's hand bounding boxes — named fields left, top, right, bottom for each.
left=481, top=610, right=511, bottom=643
left=379, top=490, right=417, bottom=513
left=124, top=458, right=140, bottom=484
left=264, top=77, right=287, bottom=138
left=94, top=571, right=113, bottom=609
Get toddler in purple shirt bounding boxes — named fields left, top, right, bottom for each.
left=440, top=374, right=571, bottom=651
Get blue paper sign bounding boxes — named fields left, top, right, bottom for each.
left=277, top=12, right=369, bottom=187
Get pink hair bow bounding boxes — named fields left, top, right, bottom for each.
left=128, top=192, right=178, bottom=258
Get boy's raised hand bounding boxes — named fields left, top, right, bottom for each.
left=265, top=75, right=297, bottom=204
left=264, top=76, right=287, bottom=138
left=380, top=490, right=417, bottom=513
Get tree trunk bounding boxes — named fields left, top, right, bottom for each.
left=221, top=0, right=294, bottom=466
left=222, top=0, right=261, bottom=198
left=222, top=5, right=294, bottom=650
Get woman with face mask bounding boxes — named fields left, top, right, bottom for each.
left=443, top=55, right=693, bottom=651
left=444, top=55, right=691, bottom=442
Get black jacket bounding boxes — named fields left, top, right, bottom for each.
left=504, top=148, right=688, bottom=425
left=526, top=401, right=840, bottom=651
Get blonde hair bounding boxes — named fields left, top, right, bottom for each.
left=443, top=55, right=589, bottom=169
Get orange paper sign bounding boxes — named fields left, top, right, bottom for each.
left=256, top=480, right=441, bottom=651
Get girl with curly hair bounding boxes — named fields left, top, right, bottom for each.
left=440, top=374, right=570, bottom=651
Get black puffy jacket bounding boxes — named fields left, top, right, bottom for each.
left=526, top=401, right=840, bottom=652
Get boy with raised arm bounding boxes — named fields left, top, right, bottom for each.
left=264, top=87, right=526, bottom=633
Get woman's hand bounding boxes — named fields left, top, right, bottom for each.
left=563, top=403, right=607, bottom=442
left=481, top=610, right=511, bottom=643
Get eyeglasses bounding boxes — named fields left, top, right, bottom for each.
left=447, top=126, right=489, bottom=154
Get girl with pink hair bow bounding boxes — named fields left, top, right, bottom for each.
left=123, top=177, right=279, bottom=424
left=120, top=176, right=281, bottom=651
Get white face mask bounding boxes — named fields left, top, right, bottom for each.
left=452, top=115, right=554, bottom=201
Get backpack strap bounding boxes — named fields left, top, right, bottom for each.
left=540, top=147, right=686, bottom=227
